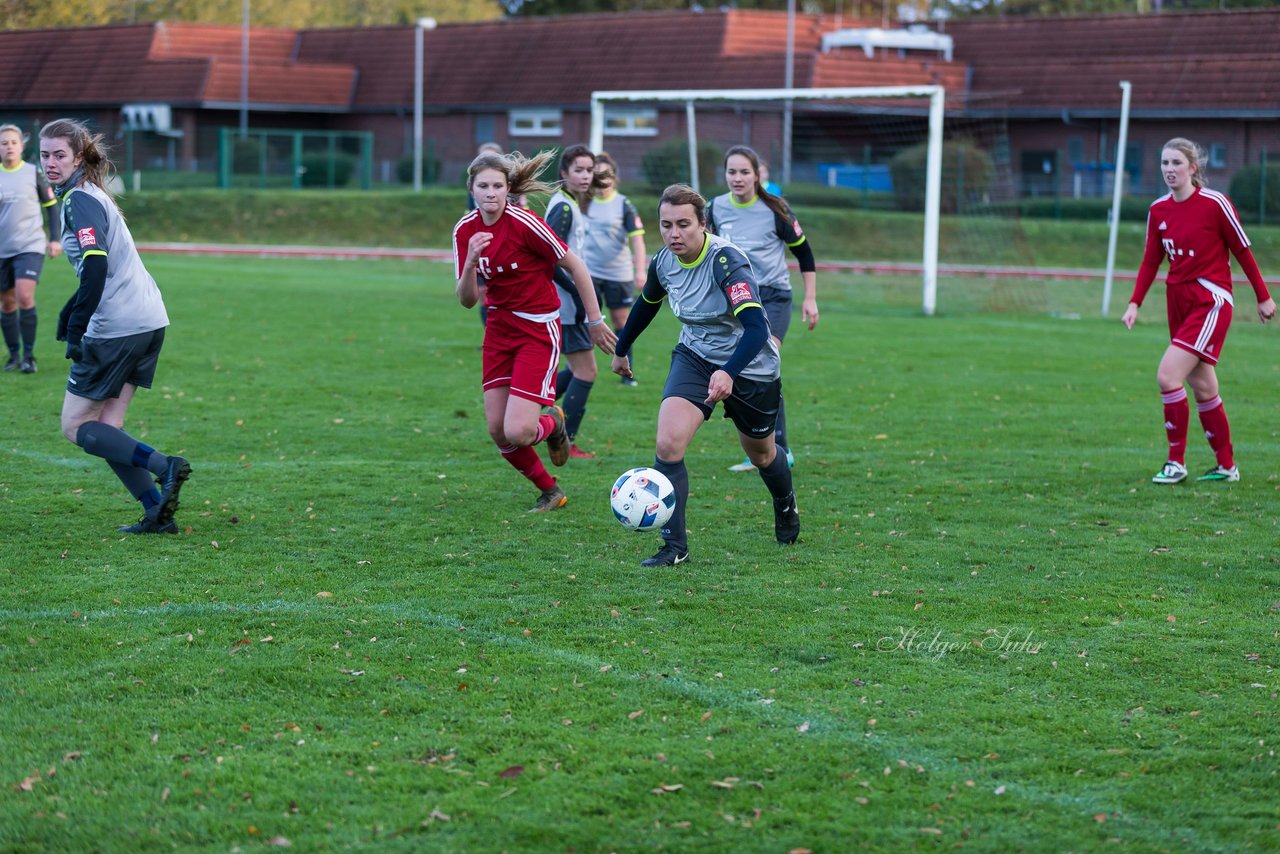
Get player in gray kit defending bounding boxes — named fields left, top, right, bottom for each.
left=611, top=184, right=799, bottom=567
left=0, top=123, right=62, bottom=374
left=40, top=118, right=191, bottom=534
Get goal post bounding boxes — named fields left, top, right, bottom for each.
left=590, top=86, right=945, bottom=315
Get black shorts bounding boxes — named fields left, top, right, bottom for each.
left=0, top=253, right=45, bottom=291
left=663, top=344, right=780, bottom=439
left=561, top=320, right=592, bottom=354
left=67, top=328, right=166, bottom=401
left=595, top=278, right=636, bottom=312
left=760, top=284, right=792, bottom=341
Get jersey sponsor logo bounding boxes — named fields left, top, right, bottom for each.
left=727, top=282, right=753, bottom=306
left=793, top=219, right=804, bottom=237
left=634, top=214, right=643, bottom=229
left=76, top=227, right=97, bottom=248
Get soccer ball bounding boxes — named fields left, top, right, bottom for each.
left=610, top=467, right=676, bottom=532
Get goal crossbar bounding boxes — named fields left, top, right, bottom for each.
left=590, top=86, right=945, bottom=315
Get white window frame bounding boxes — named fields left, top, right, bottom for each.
left=603, top=107, right=658, bottom=137
left=509, top=109, right=562, bottom=138
left=1208, top=143, right=1227, bottom=169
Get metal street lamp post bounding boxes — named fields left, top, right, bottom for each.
left=413, top=17, right=438, bottom=192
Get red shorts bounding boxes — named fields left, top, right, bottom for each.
left=481, top=307, right=561, bottom=405
left=1167, top=281, right=1232, bottom=365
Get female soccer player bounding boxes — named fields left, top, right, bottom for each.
left=708, top=145, right=817, bottom=472
left=0, top=123, right=61, bottom=374
left=1121, top=137, right=1275, bottom=484
left=40, top=118, right=190, bottom=533
left=454, top=149, right=614, bottom=511
left=544, top=144, right=602, bottom=458
left=584, top=151, right=647, bottom=388
left=610, top=184, right=799, bottom=567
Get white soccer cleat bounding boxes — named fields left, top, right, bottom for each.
left=1196, top=464, right=1239, bottom=482
left=1151, top=461, right=1188, bottom=484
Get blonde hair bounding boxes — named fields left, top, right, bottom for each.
left=1162, top=137, right=1208, bottom=189
left=0, top=123, right=27, bottom=143
left=40, top=118, right=115, bottom=191
left=467, top=149, right=557, bottom=200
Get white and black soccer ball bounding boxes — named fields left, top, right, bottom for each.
left=610, top=467, right=676, bottom=532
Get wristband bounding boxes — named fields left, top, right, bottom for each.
left=586, top=316, right=606, bottom=328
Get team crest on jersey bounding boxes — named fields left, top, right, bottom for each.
left=76, top=227, right=97, bottom=248
left=727, top=282, right=753, bottom=305
left=1158, top=221, right=1167, bottom=230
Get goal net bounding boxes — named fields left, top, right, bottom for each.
left=590, top=86, right=1090, bottom=318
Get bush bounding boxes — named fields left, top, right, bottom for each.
left=395, top=155, right=442, bottom=185
left=639, top=138, right=725, bottom=193
left=1228, top=164, right=1280, bottom=225
left=300, top=154, right=355, bottom=188
left=231, top=138, right=260, bottom=175
left=888, top=140, right=994, bottom=213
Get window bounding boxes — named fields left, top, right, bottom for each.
left=603, top=108, right=658, bottom=137
left=1209, top=143, right=1227, bottom=169
left=509, top=109, right=562, bottom=138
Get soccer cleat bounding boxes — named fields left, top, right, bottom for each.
left=20, top=355, right=36, bottom=374
left=529, top=482, right=567, bottom=513
left=155, top=456, right=192, bottom=525
left=620, top=375, right=639, bottom=387
left=2, top=354, right=18, bottom=372
left=568, top=444, right=596, bottom=460
left=119, top=515, right=178, bottom=534
left=545, top=405, right=570, bottom=467
left=773, top=492, right=800, bottom=544
left=728, top=457, right=756, bottom=472
left=1196, top=464, right=1240, bottom=482
left=640, top=543, right=689, bottom=567
left=1151, top=461, right=1188, bottom=484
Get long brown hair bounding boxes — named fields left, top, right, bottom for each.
left=40, top=118, right=114, bottom=192
left=723, top=145, right=794, bottom=222
left=1162, top=137, right=1208, bottom=189
left=467, top=148, right=558, bottom=201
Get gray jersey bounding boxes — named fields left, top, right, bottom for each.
left=59, top=182, right=168, bottom=339
left=707, top=193, right=807, bottom=291
left=0, top=161, right=56, bottom=257
left=545, top=190, right=586, bottom=325
left=583, top=190, right=644, bottom=282
left=649, top=232, right=779, bottom=382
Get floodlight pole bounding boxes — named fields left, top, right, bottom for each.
left=413, top=17, right=438, bottom=193
left=782, top=0, right=795, bottom=185
left=239, top=0, right=249, bottom=138
left=1102, top=80, right=1132, bottom=318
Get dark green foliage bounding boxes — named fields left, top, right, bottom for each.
left=889, top=140, right=995, bottom=214
left=299, top=153, right=355, bottom=187
left=639, top=137, right=727, bottom=193
left=1228, top=162, right=1280, bottom=225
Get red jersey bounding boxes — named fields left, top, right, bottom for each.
left=453, top=204, right=567, bottom=315
left=1130, top=187, right=1270, bottom=307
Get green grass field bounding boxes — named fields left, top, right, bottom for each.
left=2, top=255, right=1278, bottom=851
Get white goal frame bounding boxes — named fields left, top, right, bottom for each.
left=590, top=86, right=945, bottom=316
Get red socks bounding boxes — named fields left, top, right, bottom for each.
left=1160, top=387, right=1188, bottom=464
left=499, top=444, right=555, bottom=492
left=1196, top=395, right=1233, bottom=469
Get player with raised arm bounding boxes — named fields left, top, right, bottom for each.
left=1122, top=137, right=1275, bottom=484
left=1, top=123, right=62, bottom=374
left=708, top=145, right=817, bottom=472
left=453, top=149, right=615, bottom=512
left=611, top=184, right=799, bottom=567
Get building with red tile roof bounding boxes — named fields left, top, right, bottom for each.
left=2, top=8, right=1277, bottom=196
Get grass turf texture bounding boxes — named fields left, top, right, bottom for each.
left=2, top=255, right=1278, bottom=851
